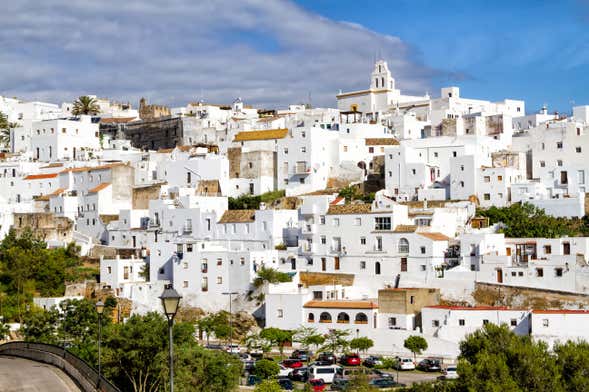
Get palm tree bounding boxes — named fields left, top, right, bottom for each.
left=0, top=111, right=17, bottom=147
left=72, top=96, right=100, bottom=116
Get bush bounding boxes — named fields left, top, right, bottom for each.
left=254, top=359, right=280, bottom=379
left=253, top=267, right=292, bottom=288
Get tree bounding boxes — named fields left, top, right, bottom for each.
left=350, top=337, right=374, bottom=354
left=102, top=312, right=194, bottom=392
left=253, top=359, right=280, bottom=379
left=554, top=340, right=589, bottom=392
left=457, top=323, right=562, bottom=392
left=293, top=326, right=325, bottom=357
left=321, top=329, right=350, bottom=355
left=0, top=321, right=9, bottom=340
left=244, top=332, right=272, bottom=354
left=21, top=307, right=60, bottom=344
left=254, top=380, right=283, bottom=392
left=72, top=96, right=100, bottom=116
left=404, top=335, right=428, bottom=362
left=171, top=344, right=241, bottom=392
left=0, top=111, right=17, bottom=147
left=259, top=328, right=293, bottom=359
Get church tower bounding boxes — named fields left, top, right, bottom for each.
left=370, top=60, right=395, bottom=90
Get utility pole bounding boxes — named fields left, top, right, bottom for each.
left=222, top=291, right=239, bottom=351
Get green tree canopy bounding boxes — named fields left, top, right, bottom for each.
left=72, top=96, right=100, bottom=116
left=254, top=380, right=283, bottom=392
left=293, top=326, right=325, bottom=352
left=253, top=358, right=280, bottom=380
left=259, top=327, right=293, bottom=358
left=404, top=335, right=428, bottom=361
left=350, top=336, right=374, bottom=354
left=321, top=329, right=350, bottom=355
left=253, top=267, right=292, bottom=288
left=554, top=340, right=589, bottom=392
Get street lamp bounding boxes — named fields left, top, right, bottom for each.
left=160, top=284, right=182, bottom=392
left=222, top=291, right=238, bottom=353
left=95, top=300, right=105, bottom=387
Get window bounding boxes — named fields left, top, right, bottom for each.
left=360, top=261, right=366, bottom=269
left=578, top=170, right=585, bottom=185
left=543, top=319, right=549, bottom=327
left=240, top=257, right=245, bottom=266
left=277, top=309, right=283, bottom=318
left=497, top=175, right=503, bottom=181
left=201, top=260, right=208, bottom=273
left=216, top=276, right=222, bottom=284
left=453, top=151, right=457, bottom=157
left=283, top=147, right=288, bottom=154
left=460, top=181, right=464, bottom=188
left=484, top=176, right=491, bottom=182
left=320, top=215, right=325, bottom=225
left=484, top=193, right=490, bottom=201
left=374, top=217, right=391, bottom=230
left=183, top=262, right=188, bottom=269
left=183, top=281, right=188, bottom=288
left=459, top=319, right=465, bottom=326
left=301, top=147, right=306, bottom=153
left=555, top=268, right=563, bottom=277
left=557, top=142, right=563, bottom=149
left=187, top=244, right=193, bottom=252
left=557, top=160, right=563, bottom=166
left=354, top=217, right=361, bottom=226
left=360, top=237, right=366, bottom=245
left=434, top=152, right=438, bottom=158
left=482, top=320, right=489, bottom=325
left=320, top=235, right=326, bottom=245
left=333, top=218, right=340, bottom=227
left=432, top=320, right=440, bottom=327
left=217, top=258, right=222, bottom=266
left=398, top=238, right=409, bottom=253
left=510, top=319, right=517, bottom=326
left=577, top=147, right=582, bottom=153
left=540, top=161, right=545, bottom=167
left=107, top=266, right=112, bottom=274
left=411, top=169, right=416, bottom=175
left=420, top=246, right=426, bottom=254
left=201, top=277, right=208, bottom=292
left=368, top=147, right=374, bottom=153
left=543, top=245, right=551, bottom=254
left=536, top=268, right=544, bottom=277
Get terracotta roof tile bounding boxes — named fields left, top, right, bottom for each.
left=24, top=173, right=59, bottom=180
left=327, top=204, right=372, bottom=215
left=234, top=128, right=288, bottom=142
left=392, top=224, right=417, bottom=233
left=218, top=210, right=256, bottom=223
left=61, top=163, right=126, bottom=173
left=532, top=309, right=589, bottom=314
left=99, top=117, right=137, bottom=124
left=304, top=300, right=378, bottom=309
left=34, top=188, right=66, bottom=201
left=365, top=138, right=399, bottom=146
left=425, top=305, right=515, bottom=311
left=40, top=163, right=64, bottom=169
left=88, top=183, right=111, bottom=193
left=329, top=196, right=345, bottom=205
left=418, top=232, right=450, bottom=241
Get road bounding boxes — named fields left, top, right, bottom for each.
left=0, top=356, right=81, bottom=392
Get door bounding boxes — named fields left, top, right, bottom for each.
left=401, top=258, right=408, bottom=272
left=334, top=257, right=340, bottom=270
left=290, top=258, right=296, bottom=270
left=496, top=269, right=503, bottom=283
left=321, top=258, right=326, bottom=272
left=563, top=242, right=570, bottom=255
left=132, top=236, right=136, bottom=248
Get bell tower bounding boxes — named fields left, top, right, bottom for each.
left=370, top=60, right=395, bottom=90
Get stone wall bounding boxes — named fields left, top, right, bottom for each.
left=132, top=183, right=162, bottom=209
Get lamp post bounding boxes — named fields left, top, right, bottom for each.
left=222, top=291, right=238, bottom=353
left=95, top=300, right=105, bottom=387
left=160, top=284, right=182, bottom=392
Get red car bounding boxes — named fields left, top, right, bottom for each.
left=281, top=359, right=304, bottom=369
left=309, top=379, right=326, bottom=391
left=340, top=353, right=361, bottom=366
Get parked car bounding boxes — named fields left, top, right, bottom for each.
left=417, top=358, right=442, bottom=372
left=289, top=367, right=309, bottom=382
left=281, top=359, right=304, bottom=369
left=239, top=353, right=252, bottom=361
left=369, top=378, right=404, bottom=388
left=363, top=355, right=383, bottom=368
left=330, top=378, right=351, bottom=391
left=278, top=364, right=293, bottom=378
left=246, top=375, right=262, bottom=386
left=371, top=369, right=394, bottom=379
left=291, top=349, right=312, bottom=361
left=242, top=359, right=255, bottom=373
left=339, top=353, right=362, bottom=366
left=225, top=344, right=241, bottom=354
left=311, top=360, right=333, bottom=366
left=204, top=344, right=223, bottom=351
left=308, top=378, right=327, bottom=391
left=441, top=366, right=459, bottom=380
left=316, top=352, right=337, bottom=365
left=395, top=357, right=416, bottom=370
left=308, top=364, right=341, bottom=383
left=335, top=366, right=372, bottom=380
left=277, top=377, right=294, bottom=390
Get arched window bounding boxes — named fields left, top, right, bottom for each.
left=381, top=77, right=384, bottom=88
left=337, top=312, right=350, bottom=324
left=355, top=313, right=368, bottom=324
left=308, top=313, right=315, bottom=323
left=375, top=78, right=379, bottom=88
left=320, top=312, right=332, bottom=323
left=398, top=238, right=410, bottom=254
left=375, top=262, right=381, bottom=275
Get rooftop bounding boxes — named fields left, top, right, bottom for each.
left=218, top=209, right=256, bottom=223
left=365, top=138, right=400, bottom=146
left=24, top=173, right=59, bottom=180
left=88, top=182, right=111, bottom=193
left=233, top=128, right=288, bottom=142
left=327, top=204, right=372, bottom=215
left=303, top=300, right=378, bottom=309
left=418, top=232, right=450, bottom=241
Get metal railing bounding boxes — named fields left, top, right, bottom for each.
left=0, top=341, right=120, bottom=392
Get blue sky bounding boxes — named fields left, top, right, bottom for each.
left=1, top=0, right=587, bottom=113
left=296, top=0, right=589, bottom=113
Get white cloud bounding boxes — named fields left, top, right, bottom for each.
left=0, top=0, right=445, bottom=108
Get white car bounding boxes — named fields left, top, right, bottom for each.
left=396, top=357, right=416, bottom=370
left=278, top=365, right=293, bottom=378
left=225, top=344, right=241, bottom=354
left=443, top=366, right=459, bottom=379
